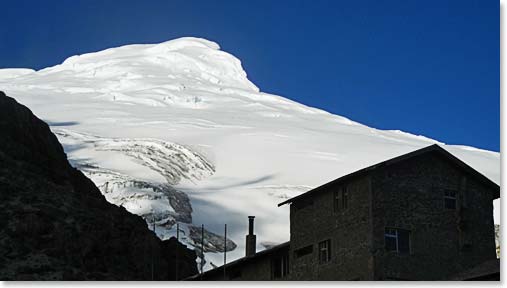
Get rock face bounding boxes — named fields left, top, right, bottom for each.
left=188, top=225, right=237, bottom=254
left=0, top=91, right=198, bottom=280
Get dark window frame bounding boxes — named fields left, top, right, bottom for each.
left=384, top=227, right=411, bottom=254
left=333, top=186, right=349, bottom=212
left=333, top=189, right=342, bottom=212
left=318, top=239, right=332, bottom=264
left=342, top=187, right=348, bottom=209
left=271, top=253, right=289, bottom=279
left=294, top=244, right=313, bottom=259
left=444, top=189, right=457, bottom=210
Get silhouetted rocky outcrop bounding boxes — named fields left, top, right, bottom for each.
left=0, top=91, right=198, bottom=280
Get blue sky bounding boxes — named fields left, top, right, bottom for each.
left=1, top=0, right=499, bottom=151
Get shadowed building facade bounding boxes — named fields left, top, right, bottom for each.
left=190, top=145, right=499, bottom=281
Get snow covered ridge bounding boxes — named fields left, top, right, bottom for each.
left=0, top=37, right=500, bottom=270
left=41, top=37, right=259, bottom=93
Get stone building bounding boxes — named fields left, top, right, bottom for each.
left=189, top=144, right=499, bottom=281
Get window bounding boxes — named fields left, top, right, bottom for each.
left=385, top=228, right=397, bottom=251
left=342, top=188, right=348, bottom=209
left=294, top=244, right=313, bottom=258
left=385, top=228, right=410, bottom=254
left=444, top=189, right=457, bottom=210
left=318, top=239, right=332, bottom=264
left=334, top=186, right=348, bottom=212
left=271, top=254, right=289, bottom=279
left=334, top=189, right=341, bottom=212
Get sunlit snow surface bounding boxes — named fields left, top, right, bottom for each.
left=1, top=37, right=499, bottom=270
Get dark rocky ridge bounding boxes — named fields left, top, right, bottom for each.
left=0, top=91, right=198, bottom=280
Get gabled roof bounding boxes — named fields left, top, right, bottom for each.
left=278, top=144, right=499, bottom=207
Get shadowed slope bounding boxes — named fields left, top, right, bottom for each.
left=0, top=91, right=197, bottom=280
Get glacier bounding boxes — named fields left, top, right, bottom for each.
left=0, top=37, right=499, bottom=270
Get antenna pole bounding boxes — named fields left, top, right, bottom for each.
left=152, top=214, right=155, bottom=280
left=224, top=224, right=227, bottom=280
left=201, top=224, right=204, bottom=280
left=175, top=222, right=179, bottom=280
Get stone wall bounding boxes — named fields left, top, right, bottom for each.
left=288, top=175, right=373, bottom=280
left=371, top=152, right=497, bottom=280
left=286, top=150, right=497, bottom=281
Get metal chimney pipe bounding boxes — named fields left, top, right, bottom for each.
left=248, top=216, right=255, bottom=235
left=245, top=216, right=256, bottom=257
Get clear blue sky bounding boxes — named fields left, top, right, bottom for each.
left=1, top=0, right=499, bottom=151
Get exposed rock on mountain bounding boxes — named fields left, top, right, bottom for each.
left=188, top=225, right=237, bottom=254
left=0, top=91, right=198, bottom=280
left=495, top=224, right=500, bottom=258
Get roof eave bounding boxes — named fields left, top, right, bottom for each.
left=277, top=144, right=500, bottom=206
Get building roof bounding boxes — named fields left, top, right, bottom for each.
left=278, top=144, right=500, bottom=207
left=185, top=241, right=290, bottom=280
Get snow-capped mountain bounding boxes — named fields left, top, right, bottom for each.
left=0, top=37, right=499, bottom=269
